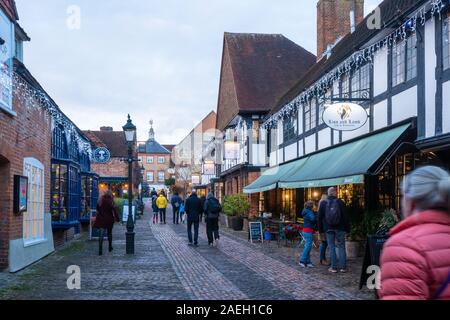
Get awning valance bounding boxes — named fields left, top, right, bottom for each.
left=278, top=123, right=411, bottom=189
left=243, top=158, right=308, bottom=194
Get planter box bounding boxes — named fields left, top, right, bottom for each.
left=346, top=241, right=363, bottom=259
left=231, top=217, right=244, bottom=231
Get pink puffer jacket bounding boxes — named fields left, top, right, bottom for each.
left=379, top=210, right=450, bottom=300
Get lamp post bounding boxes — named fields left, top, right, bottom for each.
left=123, top=114, right=137, bottom=255
left=140, top=164, right=145, bottom=200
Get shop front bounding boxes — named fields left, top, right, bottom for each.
left=99, top=177, right=128, bottom=198
left=244, top=122, right=416, bottom=223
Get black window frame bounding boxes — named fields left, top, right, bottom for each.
left=282, top=111, right=298, bottom=144
left=392, top=33, right=417, bottom=87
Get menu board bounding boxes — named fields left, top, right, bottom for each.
left=249, top=222, right=263, bottom=243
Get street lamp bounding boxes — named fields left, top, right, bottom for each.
left=123, top=114, right=137, bottom=255
left=140, top=164, right=145, bottom=199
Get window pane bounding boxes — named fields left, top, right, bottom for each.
left=392, top=41, right=406, bottom=86
left=406, top=34, right=417, bottom=81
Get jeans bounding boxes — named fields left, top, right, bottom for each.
left=320, top=240, right=328, bottom=262
left=99, top=227, right=113, bottom=253
left=300, top=232, right=314, bottom=265
left=327, top=230, right=347, bottom=270
left=159, top=208, right=166, bottom=224
left=206, top=218, right=219, bottom=244
left=152, top=212, right=159, bottom=224
left=187, top=220, right=199, bottom=244
left=173, top=206, right=180, bottom=224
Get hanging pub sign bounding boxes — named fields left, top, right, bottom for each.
left=93, top=147, right=111, bottom=163
left=203, top=161, right=215, bottom=175
left=13, top=175, right=28, bottom=214
left=224, top=141, right=240, bottom=160
left=191, top=175, right=201, bottom=185
left=322, top=103, right=368, bottom=131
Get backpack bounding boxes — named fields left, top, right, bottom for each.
left=325, top=199, right=341, bottom=227
left=206, top=198, right=221, bottom=218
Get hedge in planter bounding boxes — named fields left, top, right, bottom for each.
left=223, top=194, right=250, bottom=231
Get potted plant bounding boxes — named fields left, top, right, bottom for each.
left=223, top=194, right=250, bottom=231
left=376, top=209, right=400, bottom=236
left=346, top=222, right=365, bottom=258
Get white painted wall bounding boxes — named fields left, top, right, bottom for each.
left=392, top=86, right=418, bottom=124
left=318, top=128, right=331, bottom=150
left=298, top=140, right=304, bottom=157
left=425, top=20, right=437, bottom=138
left=443, top=80, right=450, bottom=134
left=278, top=148, right=284, bottom=164
left=270, top=151, right=278, bottom=167
left=305, top=134, right=316, bottom=155
left=374, top=48, right=388, bottom=96
left=373, top=100, right=388, bottom=131
left=333, top=130, right=340, bottom=145
left=251, top=144, right=266, bottom=166
left=284, top=143, right=297, bottom=162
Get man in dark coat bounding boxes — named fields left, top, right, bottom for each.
left=171, top=192, right=182, bottom=224
left=204, top=192, right=222, bottom=247
left=184, top=190, right=203, bottom=246
left=318, top=187, right=350, bottom=273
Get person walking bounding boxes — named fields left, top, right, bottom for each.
left=156, top=191, right=168, bottom=224
left=179, top=200, right=186, bottom=224
left=299, top=201, right=316, bottom=268
left=318, top=194, right=330, bottom=266
left=318, top=187, right=350, bottom=273
left=200, top=195, right=207, bottom=223
left=185, top=190, right=203, bottom=246
left=151, top=192, right=159, bottom=224
left=95, top=190, right=119, bottom=255
left=379, top=166, right=450, bottom=300
left=171, top=192, right=182, bottom=224
left=204, top=192, right=222, bottom=247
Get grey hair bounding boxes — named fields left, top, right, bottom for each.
left=328, top=187, right=337, bottom=196
left=402, top=166, right=450, bottom=211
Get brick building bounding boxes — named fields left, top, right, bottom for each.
left=213, top=33, right=316, bottom=217
left=137, top=121, right=175, bottom=194
left=1, top=0, right=96, bottom=271
left=84, top=126, right=139, bottom=198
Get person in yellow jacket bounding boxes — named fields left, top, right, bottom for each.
left=156, top=192, right=168, bottom=224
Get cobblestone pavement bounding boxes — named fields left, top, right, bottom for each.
left=0, top=202, right=375, bottom=300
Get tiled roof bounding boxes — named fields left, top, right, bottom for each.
left=163, top=145, right=176, bottom=152
left=271, top=0, right=424, bottom=116
left=83, top=130, right=129, bottom=158
left=138, top=140, right=171, bottom=154
left=0, top=0, right=19, bottom=21
left=216, top=33, right=316, bottom=131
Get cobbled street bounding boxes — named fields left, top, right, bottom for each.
left=0, top=201, right=375, bottom=300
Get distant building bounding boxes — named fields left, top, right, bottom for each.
left=137, top=121, right=174, bottom=194
left=84, top=126, right=139, bottom=198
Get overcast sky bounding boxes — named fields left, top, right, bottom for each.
left=16, top=0, right=381, bottom=144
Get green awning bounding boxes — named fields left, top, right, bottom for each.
left=243, top=158, right=308, bottom=194
left=278, top=123, right=410, bottom=189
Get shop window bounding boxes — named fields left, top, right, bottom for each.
left=443, top=14, right=450, bottom=70
left=23, top=158, right=45, bottom=244
left=392, top=34, right=417, bottom=87
left=51, top=164, right=68, bottom=221
left=68, top=166, right=81, bottom=221
left=69, top=134, right=80, bottom=162
left=52, top=126, right=68, bottom=159
left=281, top=189, right=296, bottom=221
left=81, top=176, right=92, bottom=219
left=283, top=112, right=297, bottom=143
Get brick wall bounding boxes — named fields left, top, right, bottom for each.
left=317, top=0, right=364, bottom=58
left=139, top=153, right=172, bottom=183
left=0, top=86, right=52, bottom=270
left=91, top=158, right=127, bottom=178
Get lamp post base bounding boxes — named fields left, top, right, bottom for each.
left=126, top=231, right=135, bottom=254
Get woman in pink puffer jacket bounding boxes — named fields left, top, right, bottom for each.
left=379, top=166, right=450, bottom=300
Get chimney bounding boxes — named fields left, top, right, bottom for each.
left=100, top=126, right=113, bottom=132
left=317, top=0, right=364, bottom=60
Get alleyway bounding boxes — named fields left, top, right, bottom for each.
left=0, top=201, right=375, bottom=300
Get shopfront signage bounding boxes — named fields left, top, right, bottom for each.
left=93, top=147, right=111, bottom=163
left=359, top=235, right=389, bottom=289
left=13, top=175, right=28, bottom=214
left=249, top=222, right=263, bottom=243
left=323, top=103, right=368, bottom=131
